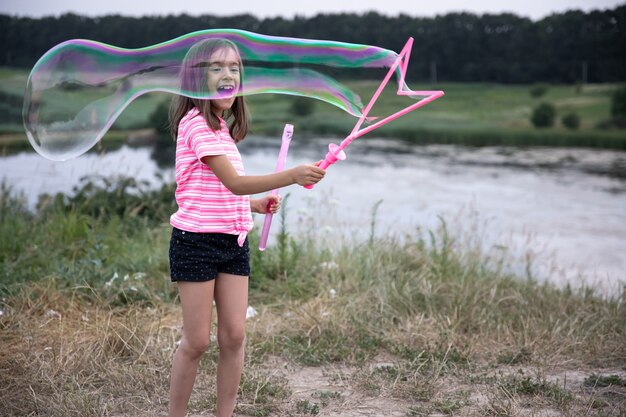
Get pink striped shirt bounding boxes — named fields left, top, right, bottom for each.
left=170, top=108, right=253, bottom=246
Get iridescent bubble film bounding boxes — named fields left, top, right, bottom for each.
left=23, top=29, right=421, bottom=161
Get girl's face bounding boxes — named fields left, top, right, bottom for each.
left=206, top=47, right=241, bottom=116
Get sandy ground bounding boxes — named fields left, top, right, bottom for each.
left=182, top=355, right=626, bottom=417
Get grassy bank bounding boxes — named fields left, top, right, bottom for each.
left=2, top=67, right=625, bottom=151
left=1, top=180, right=625, bottom=416
left=248, top=82, right=626, bottom=150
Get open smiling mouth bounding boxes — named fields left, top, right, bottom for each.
left=216, top=85, right=236, bottom=98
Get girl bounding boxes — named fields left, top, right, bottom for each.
left=167, top=38, right=325, bottom=417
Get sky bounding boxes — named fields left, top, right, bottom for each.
left=1, top=0, right=623, bottom=21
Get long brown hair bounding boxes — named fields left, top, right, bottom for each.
left=169, top=38, right=250, bottom=142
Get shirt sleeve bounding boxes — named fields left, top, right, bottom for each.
left=184, top=116, right=226, bottom=160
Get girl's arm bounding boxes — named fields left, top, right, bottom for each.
left=201, top=155, right=325, bottom=196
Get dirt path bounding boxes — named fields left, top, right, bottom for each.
left=184, top=356, right=626, bottom=417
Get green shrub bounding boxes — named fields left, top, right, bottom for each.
left=290, top=96, right=315, bottom=117
left=611, top=85, right=626, bottom=118
left=561, top=112, right=580, bottom=130
left=37, top=175, right=176, bottom=225
left=149, top=100, right=171, bottom=134
left=0, top=91, right=24, bottom=125
left=529, top=84, right=548, bottom=98
left=531, top=103, right=556, bottom=128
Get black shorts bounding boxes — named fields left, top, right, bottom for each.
left=169, top=227, right=250, bottom=282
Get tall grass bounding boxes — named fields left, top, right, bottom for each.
left=1, top=179, right=625, bottom=416
left=0, top=177, right=176, bottom=301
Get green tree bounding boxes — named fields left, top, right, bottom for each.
left=1, top=6, right=625, bottom=83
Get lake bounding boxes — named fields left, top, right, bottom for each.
left=1, top=135, right=625, bottom=295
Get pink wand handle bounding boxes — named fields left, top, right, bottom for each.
left=304, top=143, right=346, bottom=189
left=259, top=124, right=293, bottom=251
left=258, top=202, right=276, bottom=251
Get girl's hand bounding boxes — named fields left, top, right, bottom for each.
left=292, top=163, right=325, bottom=186
left=253, top=194, right=282, bottom=214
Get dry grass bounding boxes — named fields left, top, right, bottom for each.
left=2, top=275, right=624, bottom=416
left=0, top=282, right=176, bottom=415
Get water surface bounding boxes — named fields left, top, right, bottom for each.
left=2, top=137, right=624, bottom=294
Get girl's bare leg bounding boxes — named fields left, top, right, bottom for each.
left=213, top=273, right=249, bottom=417
left=168, top=280, right=215, bottom=417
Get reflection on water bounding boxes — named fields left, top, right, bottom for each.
left=1, top=136, right=625, bottom=294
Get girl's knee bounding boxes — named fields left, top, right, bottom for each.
left=180, top=334, right=211, bottom=358
left=217, top=328, right=245, bottom=351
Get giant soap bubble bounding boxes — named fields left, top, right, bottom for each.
left=23, top=29, right=429, bottom=161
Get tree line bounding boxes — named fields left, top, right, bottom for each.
left=1, top=6, right=625, bottom=83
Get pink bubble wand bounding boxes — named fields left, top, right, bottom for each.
left=258, top=124, right=293, bottom=251
left=305, top=37, right=444, bottom=188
